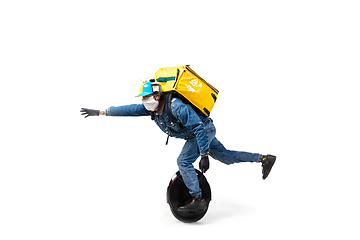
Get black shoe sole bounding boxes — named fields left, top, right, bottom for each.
left=177, top=200, right=207, bottom=212
left=262, top=155, right=276, bottom=180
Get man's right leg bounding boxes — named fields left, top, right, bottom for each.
left=177, top=137, right=202, bottom=198
left=177, top=138, right=208, bottom=212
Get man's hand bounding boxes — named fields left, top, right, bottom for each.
left=80, top=108, right=100, bottom=118
left=199, top=155, right=210, bottom=173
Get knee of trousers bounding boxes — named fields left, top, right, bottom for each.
left=177, top=157, right=195, bottom=171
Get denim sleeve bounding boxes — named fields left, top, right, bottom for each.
left=105, top=104, right=151, bottom=117
left=173, top=103, right=210, bottom=157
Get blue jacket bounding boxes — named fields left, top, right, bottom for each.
left=105, top=97, right=210, bottom=157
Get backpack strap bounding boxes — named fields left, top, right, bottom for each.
left=164, top=93, right=181, bottom=146
left=165, top=93, right=179, bottom=124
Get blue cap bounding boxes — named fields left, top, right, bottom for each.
left=136, top=81, right=153, bottom=97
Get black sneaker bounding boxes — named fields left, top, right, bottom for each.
left=261, top=155, right=276, bottom=180
left=178, top=197, right=207, bottom=212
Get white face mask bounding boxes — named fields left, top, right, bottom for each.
left=142, top=95, right=159, bottom=111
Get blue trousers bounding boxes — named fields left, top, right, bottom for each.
left=177, top=120, right=262, bottom=197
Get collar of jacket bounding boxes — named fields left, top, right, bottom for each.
left=155, top=95, right=166, bottom=115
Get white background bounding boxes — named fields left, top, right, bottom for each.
left=1, top=0, right=359, bottom=239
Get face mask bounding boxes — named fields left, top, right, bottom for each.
left=142, top=95, right=159, bottom=111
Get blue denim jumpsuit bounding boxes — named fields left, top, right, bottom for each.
left=106, top=97, right=261, bottom=198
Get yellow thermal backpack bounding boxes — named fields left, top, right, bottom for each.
left=155, top=65, right=219, bottom=116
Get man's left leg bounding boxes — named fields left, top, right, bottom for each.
left=209, top=137, right=276, bottom=179
left=209, top=137, right=262, bottom=164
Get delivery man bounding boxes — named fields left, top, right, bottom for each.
left=81, top=80, right=276, bottom=211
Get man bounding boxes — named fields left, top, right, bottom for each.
left=80, top=80, right=276, bottom=211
